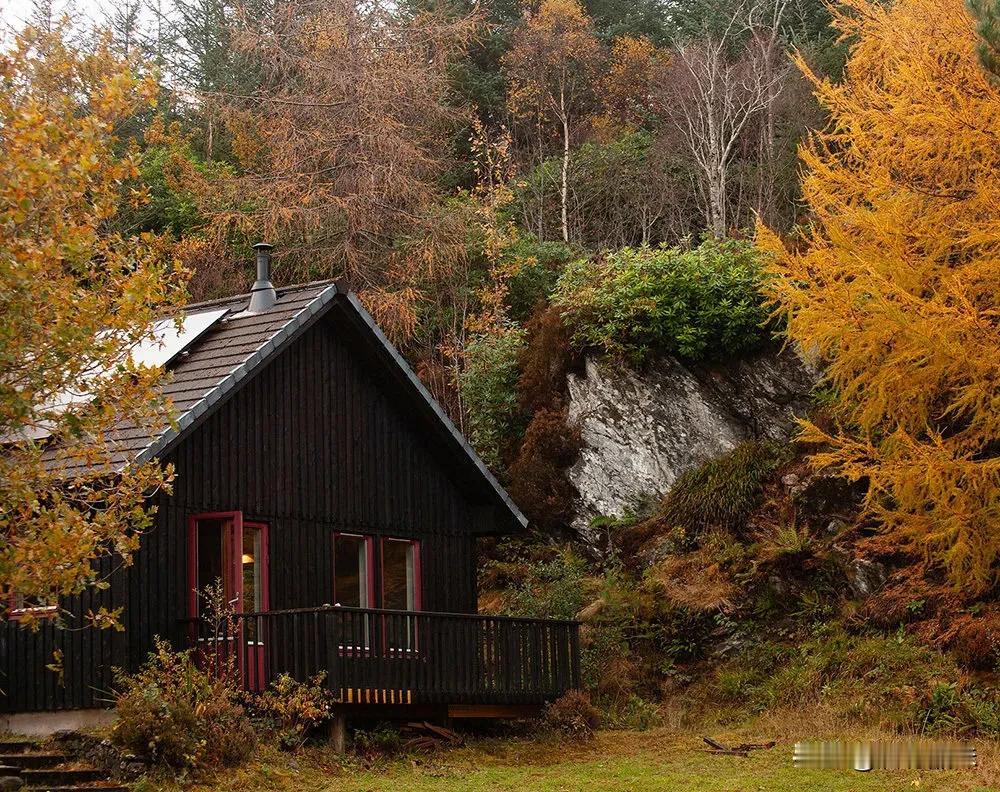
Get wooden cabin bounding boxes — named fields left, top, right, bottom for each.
left=1, top=249, right=579, bottom=734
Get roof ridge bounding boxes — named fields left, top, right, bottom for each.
left=181, top=279, right=338, bottom=313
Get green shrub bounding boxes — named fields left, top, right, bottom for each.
left=504, top=236, right=577, bottom=322
left=501, top=549, right=590, bottom=621
left=544, top=690, right=602, bottom=738
left=244, top=672, right=333, bottom=750
left=112, top=638, right=256, bottom=769
left=601, top=694, right=661, bottom=731
left=352, top=723, right=405, bottom=758
left=580, top=616, right=632, bottom=693
left=913, top=683, right=963, bottom=735
left=461, top=325, right=527, bottom=471
left=553, top=238, right=771, bottom=363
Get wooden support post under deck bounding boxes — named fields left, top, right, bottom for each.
left=330, top=711, right=346, bottom=755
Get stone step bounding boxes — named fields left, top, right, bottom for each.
left=25, top=787, right=129, bottom=792
left=19, top=768, right=104, bottom=787
left=0, top=754, right=66, bottom=770
left=0, top=742, right=41, bottom=754
left=0, top=766, right=21, bottom=776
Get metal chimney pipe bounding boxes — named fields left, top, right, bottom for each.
left=247, top=242, right=277, bottom=313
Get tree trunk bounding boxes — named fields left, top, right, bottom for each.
left=708, top=165, right=727, bottom=239
left=559, top=82, right=570, bottom=244
left=206, top=114, right=214, bottom=164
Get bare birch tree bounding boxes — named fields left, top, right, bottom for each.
left=663, top=4, right=787, bottom=237
left=503, top=0, right=602, bottom=243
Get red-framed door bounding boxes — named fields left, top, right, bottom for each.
left=188, top=512, right=270, bottom=689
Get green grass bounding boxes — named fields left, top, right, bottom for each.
left=139, top=727, right=1000, bottom=792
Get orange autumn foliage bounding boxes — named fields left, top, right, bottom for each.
left=0, top=25, right=188, bottom=625
left=759, top=0, right=1000, bottom=592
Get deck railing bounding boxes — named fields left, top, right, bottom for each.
left=185, top=606, right=580, bottom=706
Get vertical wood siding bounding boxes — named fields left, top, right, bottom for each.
left=2, top=311, right=503, bottom=712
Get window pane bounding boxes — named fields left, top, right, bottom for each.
left=242, top=527, right=261, bottom=612
left=382, top=540, right=415, bottom=611
left=334, top=535, right=367, bottom=607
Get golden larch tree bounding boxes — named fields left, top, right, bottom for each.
left=759, top=0, right=1000, bottom=591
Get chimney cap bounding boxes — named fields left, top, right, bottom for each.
left=247, top=241, right=277, bottom=313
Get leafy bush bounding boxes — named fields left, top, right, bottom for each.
left=504, top=236, right=577, bottom=322
left=506, top=407, right=581, bottom=532
left=602, top=694, right=661, bottom=731
left=544, top=690, right=602, bottom=738
left=501, top=549, right=590, bottom=621
left=553, top=238, right=771, bottom=362
left=461, top=326, right=527, bottom=471
left=112, top=638, right=256, bottom=769
left=244, top=672, right=333, bottom=750
left=516, top=305, right=578, bottom=414
left=352, top=723, right=405, bottom=759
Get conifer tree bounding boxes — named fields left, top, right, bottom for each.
left=969, top=0, right=1000, bottom=78
left=759, top=0, right=1000, bottom=591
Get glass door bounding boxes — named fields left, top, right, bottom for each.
left=188, top=512, right=269, bottom=689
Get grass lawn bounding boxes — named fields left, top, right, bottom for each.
left=143, top=724, right=1000, bottom=792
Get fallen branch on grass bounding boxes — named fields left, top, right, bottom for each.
left=701, top=736, right=776, bottom=757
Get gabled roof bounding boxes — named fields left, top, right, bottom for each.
left=54, top=281, right=527, bottom=528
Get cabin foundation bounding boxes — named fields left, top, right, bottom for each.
left=0, top=708, right=116, bottom=737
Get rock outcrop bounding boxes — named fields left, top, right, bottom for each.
left=565, top=344, right=818, bottom=546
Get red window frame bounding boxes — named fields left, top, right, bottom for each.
left=240, top=521, right=271, bottom=615
left=379, top=537, right=422, bottom=612
left=7, top=593, right=58, bottom=622
left=379, top=537, right=421, bottom=656
left=187, top=511, right=270, bottom=618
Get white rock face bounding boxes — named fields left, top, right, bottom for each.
left=566, top=345, right=817, bottom=546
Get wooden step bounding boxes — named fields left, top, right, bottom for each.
left=0, top=753, right=66, bottom=769
left=19, top=768, right=104, bottom=787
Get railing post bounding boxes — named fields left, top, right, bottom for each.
left=570, top=622, right=581, bottom=690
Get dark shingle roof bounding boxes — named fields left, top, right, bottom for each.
left=45, top=280, right=527, bottom=528
left=70, top=281, right=338, bottom=471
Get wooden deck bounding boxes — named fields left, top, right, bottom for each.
left=188, top=605, right=581, bottom=707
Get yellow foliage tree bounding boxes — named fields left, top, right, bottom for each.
left=594, top=36, right=661, bottom=138
left=759, top=0, right=1000, bottom=592
left=0, top=25, right=188, bottom=626
left=503, top=0, right=603, bottom=243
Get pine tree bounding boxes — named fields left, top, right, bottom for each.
left=968, top=0, right=1000, bottom=78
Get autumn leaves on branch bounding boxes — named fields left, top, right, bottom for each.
left=762, top=0, right=1000, bottom=592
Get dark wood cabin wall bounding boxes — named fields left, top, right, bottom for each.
left=2, top=312, right=498, bottom=712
